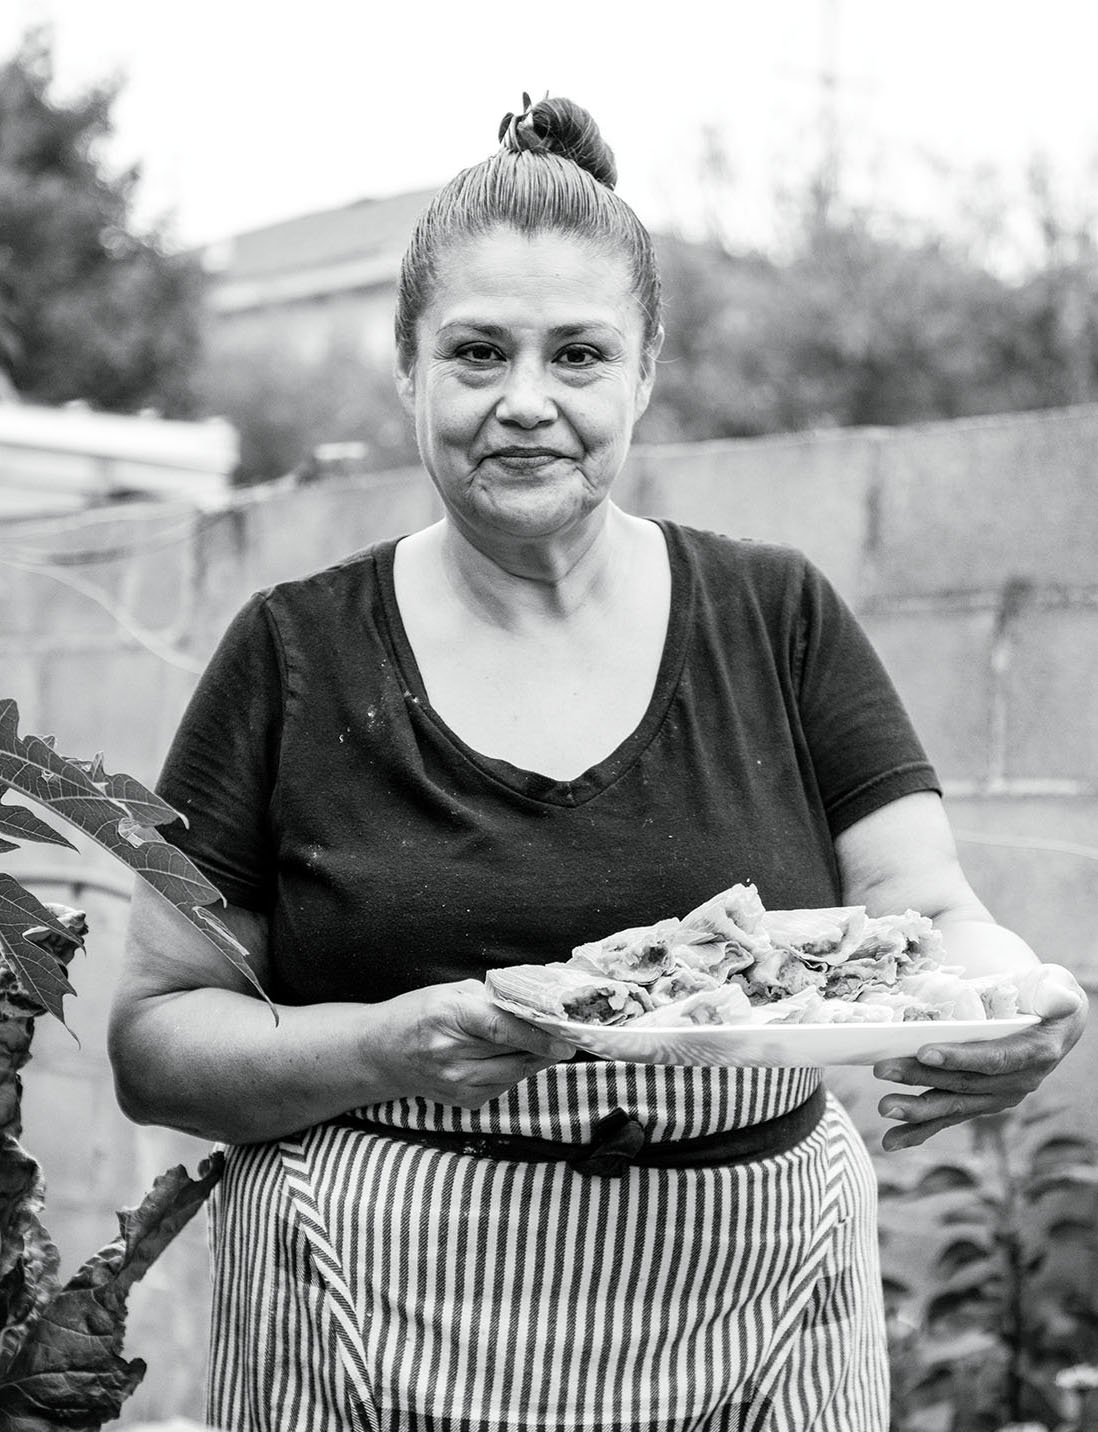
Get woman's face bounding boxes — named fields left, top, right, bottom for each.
left=396, top=227, right=657, bottom=547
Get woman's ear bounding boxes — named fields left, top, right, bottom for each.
left=634, top=324, right=664, bottom=421
left=393, top=350, right=416, bottom=416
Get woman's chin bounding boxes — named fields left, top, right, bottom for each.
left=452, top=487, right=607, bottom=544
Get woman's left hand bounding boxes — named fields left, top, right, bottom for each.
left=873, top=963, right=1088, bottom=1152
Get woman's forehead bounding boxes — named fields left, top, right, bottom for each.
left=426, top=228, right=637, bottom=324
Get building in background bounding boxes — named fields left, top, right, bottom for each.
left=200, top=189, right=435, bottom=365
left=0, top=403, right=237, bottom=519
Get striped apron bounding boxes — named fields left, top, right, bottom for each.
left=206, top=1063, right=888, bottom=1431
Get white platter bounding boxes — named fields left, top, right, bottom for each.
left=491, top=998, right=1039, bottom=1067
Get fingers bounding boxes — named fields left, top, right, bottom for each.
left=430, top=1052, right=563, bottom=1109
left=874, top=1012, right=1073, bottom=1086
left=873, top=1041, right=1052, bottom=1094
left=881, top=1110, right=978, bottom=1152
left=878, top=1088, right=1012, bottom=1151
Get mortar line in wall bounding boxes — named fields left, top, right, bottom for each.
left=942, top=778, right=1097, bottom=797
left=954, top=830, right=1098, bottom=862
left=861, top=586, right=1098, bottom=616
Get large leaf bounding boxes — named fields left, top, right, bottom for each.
left=0, top=700, right=270, bottom=1016
left=0, top=1152, right=225, bottom=1430
left=0, top=1139, right=60, bottom=1379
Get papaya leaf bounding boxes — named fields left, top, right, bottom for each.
left=64, top=754, right=182, bottom=832
left=0, top=1152, right=225, bottom=1430
left=0, top=700, right=271, bottom=1016
left=0, top=804, right=75, bottom=855
left=0, top=1138, right=60, bottom=1379
left=0, top=877, right=79, bottom=1023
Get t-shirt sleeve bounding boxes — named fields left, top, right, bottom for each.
left=156, top=594, right=283, bottom=910
left=793, top=557, right=941, bottom=836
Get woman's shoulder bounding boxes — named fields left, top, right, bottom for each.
left=255, top=537, right=397, bottom=608
left=661, top=520, right=811, bottom=591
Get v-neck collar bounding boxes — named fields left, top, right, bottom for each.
left=374, top=519, right=695, bottom=808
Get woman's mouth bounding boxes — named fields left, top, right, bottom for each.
left=483, top=448, right=570, bottom=470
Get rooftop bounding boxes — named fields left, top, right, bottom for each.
left=202, top=189, right=437, bottom=313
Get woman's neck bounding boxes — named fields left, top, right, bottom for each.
left=427, top=503, right=642, bottom=630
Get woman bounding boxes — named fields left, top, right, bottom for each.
left=109, top=96, right=1086, bottom=1431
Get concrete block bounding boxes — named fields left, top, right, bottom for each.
left=119, top=1212, right=212, bottom=1425
left=187, top=508, right=255, bottom=663
left=21, top=1065, right=100, bottom=1201
left=117, top=527, right=196, bottom=637
left=38, top=646, right=170, bottom=786
left=869, top=406, right=1098, bottom=598
left=0, top=654, right=42, bottom=730
left=626, top=429, right=879, bottom=607
left=1002, top=606, right=1098, bottom=782
left=243, top=466, right=441, bottom=594
left=155, top=665, right=203, bottom=774
left=859, top=607, right=997, bottom=784
left=942, top=793, right=1098, bottom=982
left=1, top=562, right=119, bottom=642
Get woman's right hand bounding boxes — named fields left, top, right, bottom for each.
left=366, top=979, right=576, bottom=1109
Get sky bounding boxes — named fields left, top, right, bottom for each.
left=2, top=0, right=1097, bottom=258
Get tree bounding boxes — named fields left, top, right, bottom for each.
left=199, top=335, right=419, bottom=485
left=0, top=31, right=205, bottom=416
left=637, top=142, right=1098, bottom=448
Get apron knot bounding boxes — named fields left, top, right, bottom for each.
left=569, top=1108, right=647, bottom=1178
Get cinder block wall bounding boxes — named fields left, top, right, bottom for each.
left=2, top=403, right=1096, bottom=1423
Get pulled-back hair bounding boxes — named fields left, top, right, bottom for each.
left=395, top=95, right=662, bottom=365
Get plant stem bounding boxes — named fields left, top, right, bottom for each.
left=994, top=1116, right=1026, bottom=1419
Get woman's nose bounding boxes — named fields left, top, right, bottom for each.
left=495, top=361, right=556, bottom=427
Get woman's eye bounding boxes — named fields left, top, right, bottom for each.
left=456, top=343, right=502, bottom=364
left=557, top=345, right=600, bottom=368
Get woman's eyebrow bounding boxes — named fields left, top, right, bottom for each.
left=549, top=323, right=623, bottom=339
left=436, top=321, right=624, bottom=341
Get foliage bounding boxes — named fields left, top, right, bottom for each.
left=0, top=697, right=266, bottom=1020
left=0, top=31, right=205, bottom=416
left=200, top=334, right=419, bottom=486
left=879, top=1107, right=1098, bottom=1432
left=0, top=1147, right=223, bottom=1430
left=638, top=212, right=1098, bottom=448
left=0, top=706, right=251, bottom=1426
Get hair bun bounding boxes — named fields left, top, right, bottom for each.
left=497, top=93, right=617, bottom=190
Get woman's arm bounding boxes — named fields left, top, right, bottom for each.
left=108, top=881, right=573, bottom=1144
left=835, top=791, right=1087, bottom=1151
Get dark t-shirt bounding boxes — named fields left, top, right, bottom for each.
left=157, top=521, right=940, bottom=1005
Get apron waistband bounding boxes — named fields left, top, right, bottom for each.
left=329, top=1084, right=826, bottom=1178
